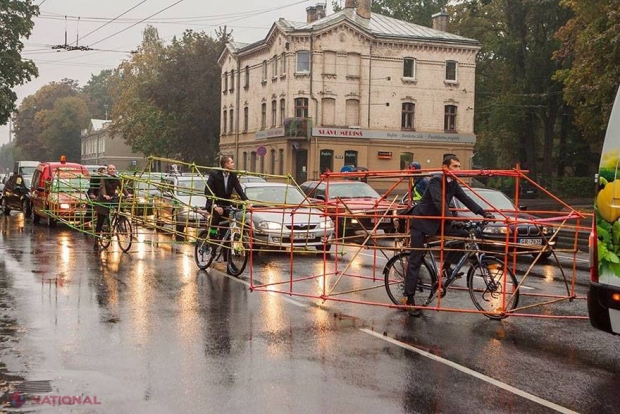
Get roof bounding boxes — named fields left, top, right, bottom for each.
left=228, top=8, right=478, bottom=56
left=90, top=119, right=111, bottom=132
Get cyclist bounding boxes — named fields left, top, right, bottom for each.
left=404, top=155, right=494, bottom=316
left=204, top=156, right=249, bottom=244
left=93, top=164, right=128, bottom=251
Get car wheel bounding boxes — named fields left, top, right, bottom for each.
left=316, top=244, right=332, bottom=252
left=534, top=251, right=553, bottom=260
left=22, top=200, right=31, bottom=218
left=2, top=199, right=10, bottom=215
left=175, top=223, right=185, bottom=240
left=48, top=217, right=57, bottom=227
left=33, top=213, right=41, bottom=224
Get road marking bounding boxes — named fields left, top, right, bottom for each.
left=217, top=270, right=308, bottom=308
left=360, top=328, right=578, bottom=414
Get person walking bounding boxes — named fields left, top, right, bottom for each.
left=404, top=155, right=493, bottom=316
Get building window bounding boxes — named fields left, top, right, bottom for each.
left=347, top=53, right=360, bottom=77
left=322, top=98, right=335, bottom=126
left=400, top=152, right=413, bottom=170
left=244, top=65, right=249, bottom=89
left=271, top=100, right=277, bottom=127
left=401, top=103, right=415, bottom=130
left=272, top=55, right=278, bottom=79
left=250, top=151, right=257, bottom=172
left=295, top=98, right=308, bottom=118
left=281, top=52, right=287, bottom=75
left=296, top=50, right=310, bottom=73
left=270, top=149, right=276, bottom=174
left=279, top=149, right=284, bottom=175
left=222, top=110, right=227, bottom=134
left=324, top=51, right=336, bottom=75
left=229, top=69, right=235, bottom=92
left=243, top=107, right=248, bottom=132
left=262, top=60, right=268, bottom=82
left=446, top=61, right=458, bottom=82
left=261, top=103, right=267, bottom=129
left=223, top=71, right=228, bottom=93
left=444, top=105, right=457, bottom=132
left=229, top=108, right=234, bottom=133
left=260, top=154, right=265, bottom=174
left=242, top=151, right=247, bottom=170
left=345, top=99, right=359, bottom=126
left=403, top=58, right=416, bottom=78
left=279, top=99, right=286, bottom=125
left=320, top=149, right=333, bottom=174
left=344, top=150, right=358, bottom=167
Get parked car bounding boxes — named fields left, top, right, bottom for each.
left=126, top=172, right=165, bottom=217
left=30, top=160, right=90, bottom=226
left=241, top=182, right=334, bottom=250
left=299, top=180, right=397, bottom=238
left=453, top=187, right=556, bottom=259
left=2, top=174, right=32, bottom=217
left=154, top=175, right=208, bottom=234
left=238, top=175, right=267, bottom=183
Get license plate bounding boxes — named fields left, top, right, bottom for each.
left=293, top=232, right=314, bottom=240
left=518, top=238, right=542, bottom=245
left=371, top=217, right=391, bottom=224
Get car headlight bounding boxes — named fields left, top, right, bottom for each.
left=541, top=226, right=555, bottom=235
left=482, top=225, right=508, bottom=235
left=258, top=221, right=282, bottom=230
left=319, top=218, right=334, bottom=229
left=60, top=203, right=71, bottom=209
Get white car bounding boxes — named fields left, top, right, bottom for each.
left=242, top=182, right=334, bottom=251
left=154, top=175, right=208, bottom=234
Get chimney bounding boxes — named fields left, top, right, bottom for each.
left=315, top=3, right=326, bottom=20
left=432, top=11, right=449, bottom=32
left=306, top=6, right=317, bottom=23
left=345, top=0, right=356, bottom=8
left=357, top=0, right=371, bottom=19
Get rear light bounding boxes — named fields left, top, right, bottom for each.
left=613, top=293, right=620, bottom=303
left=589, top=220, right=599, bottom=283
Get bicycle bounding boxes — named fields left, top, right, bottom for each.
left=383, top=220, right=520, bottom=320
left=97, top=198, right=133, bottom=253
left=194, top=206, right=249, bottom=276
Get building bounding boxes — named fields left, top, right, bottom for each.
left=218, top=1, right=480, bottom=184
left=80, top=119, right=147, bottom=171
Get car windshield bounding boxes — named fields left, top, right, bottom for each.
left=23, top=177, right=31, bottom=188
left=245, top=185, right=308, bottom=205
left=326, top=182, right=380, bottom=199
left=51, top=173, right=90, bottom=192
left=19, top=167, right=37, bottom=176
left=176, top=178, right=206, bottom=195
left=461, top=189, right=516, bottom=211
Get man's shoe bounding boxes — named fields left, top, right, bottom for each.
left=406, top=295, right=421, bottom=317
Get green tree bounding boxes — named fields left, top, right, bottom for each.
left=39, top=97, right=90, bottom=162
left=0, top=0, right=39, bottom=125
left=554, top=0, right=620, bottom=153
left=82, top=70, right=113, bottom=120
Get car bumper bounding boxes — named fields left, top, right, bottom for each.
left=588, top=281, right=620, bottom=335
left=252, top=229, right=334, bottom=247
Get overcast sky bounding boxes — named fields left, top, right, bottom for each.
left=2, top=0, right=334, bottom=146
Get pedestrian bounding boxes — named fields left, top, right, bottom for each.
left=404, top=155, right=494, bottom=316
left=93, top=164, right=128, bottom=251
left=204, top=155, right=249, bottom=240
left=409, top=162, right=429, bottom=202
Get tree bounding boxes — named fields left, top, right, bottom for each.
left=0, top=0, right=39, bottom=125
left=39, top=97, right=90, bottom=162
left=82, top=70, right=113, bottom=120
left=554, top=0, right=620, bottom=152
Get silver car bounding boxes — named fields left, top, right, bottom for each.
left=242, top=182, right=335, bottom=251
left=154, top=175, right=208, bottom=234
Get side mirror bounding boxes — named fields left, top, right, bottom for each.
left=519, top=205, right=527, bottom=211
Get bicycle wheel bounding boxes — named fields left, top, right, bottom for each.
left=194, top=229, right=215, bottom=270
left=115, top=215, right=133, bottom=253
left=99, top=216, right=112, bottom=249
left=467, top=257, right=519, bottom=320
left=384, top=252, right=436, bottom=306
left=227, top=230, right=249, bottom=276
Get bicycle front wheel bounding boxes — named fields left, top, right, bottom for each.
left=467, top=257, right=519, bottom=320
left=115, top=215, right=133, bottom=253
left=383, top=252, right=436, bottom=306
left=99, top=217, right=112, bottom=249
left=227, top=231, right=249, bottom=277
left=194, top=229, right=215, bottom=270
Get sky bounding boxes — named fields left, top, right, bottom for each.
left=1, top=0, right=335, bottom=145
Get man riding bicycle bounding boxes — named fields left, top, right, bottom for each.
left=94, top=164, right=128, bottom=251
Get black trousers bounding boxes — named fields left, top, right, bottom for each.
left=404, top=224, right=468, bottom=297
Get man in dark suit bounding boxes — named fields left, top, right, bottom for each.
left=204, top=155, right=249, bottom=236
left=405, top=155, right=494, bottom=316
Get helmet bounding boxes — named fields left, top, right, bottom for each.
left=409, top=162, right=421, bottom=170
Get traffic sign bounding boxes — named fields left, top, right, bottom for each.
left=257, top=145, right=267, bottom=157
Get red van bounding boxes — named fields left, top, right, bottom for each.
left=30, top=159, right=90, bottom=226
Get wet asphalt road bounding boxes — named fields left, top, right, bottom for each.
left=0, top=212, right=619, bottom=413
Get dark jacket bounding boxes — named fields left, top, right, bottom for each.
left=411, top=174, right=485, bottom=236
left=95, top=175, right=128, bottom=215
left=204, top=170, right=248, bottom=210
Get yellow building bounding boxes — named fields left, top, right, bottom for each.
left=218, top=1, right=480, bottom=183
